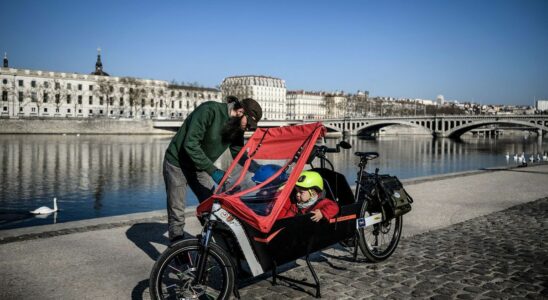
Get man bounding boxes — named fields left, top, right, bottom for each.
left=163, top=96, right=262, bottom=242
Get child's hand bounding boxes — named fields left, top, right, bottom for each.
left=310, top=209, right=323, bottom=222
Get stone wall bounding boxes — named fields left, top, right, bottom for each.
left=0, top=119, right=174, bottom=135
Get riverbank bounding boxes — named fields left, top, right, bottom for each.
left=0, top=118, right=174, bottom=134
left=0, top=164, right=547, bottom=299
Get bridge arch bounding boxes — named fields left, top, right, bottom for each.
left=353, top=120, right=432, bottom=136
left=445, top=119, right=548, bottom=138
left=322, top=122, right=344, bottom=133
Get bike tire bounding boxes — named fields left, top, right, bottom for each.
left=149, top=238, right=235, bottom=300
left=357, top=193, right=403, bottom=262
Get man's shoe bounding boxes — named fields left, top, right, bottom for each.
left=169, top=234, right=186, bottom=246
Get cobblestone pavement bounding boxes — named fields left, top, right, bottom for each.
left=238, top=198, right=548, bottom=299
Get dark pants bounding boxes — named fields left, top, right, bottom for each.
left=163, top=159, right=215, bottom=239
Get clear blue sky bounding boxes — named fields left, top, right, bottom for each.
left=1, top=0, right=547, bottom=105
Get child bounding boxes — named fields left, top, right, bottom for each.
left=281, top=171, right=339, bottom=222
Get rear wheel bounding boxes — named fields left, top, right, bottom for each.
left=149, top=239, right=235, bottom=300
left=358, top=193, right=402, bottom=262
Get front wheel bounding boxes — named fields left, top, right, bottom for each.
left=358, top=194, right=403, bottom=262
left=149, top=239, right=235, bottom=300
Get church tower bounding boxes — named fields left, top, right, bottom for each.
left=91, top=48, right=109, bottom=76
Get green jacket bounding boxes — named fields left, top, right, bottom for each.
left=164, top=101, right=242, bottom=174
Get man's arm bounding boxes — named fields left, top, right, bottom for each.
left=181, top=109, right=217, bottom=175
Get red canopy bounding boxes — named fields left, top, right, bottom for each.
left=197, top=122, right=326, bottom=233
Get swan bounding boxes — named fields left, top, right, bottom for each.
left=513, top=154, right=518, bottom=161
left=529, top=155, right=534, bottom=162
left=30, top=197, right=58, bottom=214
left=543, top=153, right=548, bottom=161
left=505, top=152, right=510, bottom=160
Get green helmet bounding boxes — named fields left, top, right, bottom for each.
left=295, top=171, right=323, bottom=192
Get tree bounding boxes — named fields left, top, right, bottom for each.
left=120, top=77, right=145, bottom=118
left=95, top=77, right=115, bottom=117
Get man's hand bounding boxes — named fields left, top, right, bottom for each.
left=310, top=209, right=323, bottom=222
left=211, top=169, right=226, bottom=184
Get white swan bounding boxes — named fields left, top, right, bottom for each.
left=505, top=152, right=510, bottom=160
left=30, top=197, right=58, bottom=214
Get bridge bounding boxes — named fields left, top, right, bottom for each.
left=153, top=115, right=548, bottom=138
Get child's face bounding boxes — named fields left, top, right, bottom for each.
left=295, top=187, right=314, bottom=203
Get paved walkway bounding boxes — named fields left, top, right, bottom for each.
left=0, top=164, right=547, bottom=299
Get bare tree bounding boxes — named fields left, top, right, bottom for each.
left=120, top=77, right=145, bottom=118
left=95, top=77, right=115, bottom=117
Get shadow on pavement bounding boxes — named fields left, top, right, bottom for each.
left=127, top=223, right=197, bottom=300
left=126, top=222, right=168, bottom=261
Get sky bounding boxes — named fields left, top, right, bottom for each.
left=1, top=0, right=547, bottom=105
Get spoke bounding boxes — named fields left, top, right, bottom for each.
left=168, top=264, right=182, bottom=273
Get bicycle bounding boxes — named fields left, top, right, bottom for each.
left=149, top=123, right=413, bottom=299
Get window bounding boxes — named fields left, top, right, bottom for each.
left=141, top=99, right=145, bottom=107
left=1, top=91, right=7, bottom=101
left=67, top=83, right=72, bottom=90
left=18, top=91, right=23, bottom=102
left=160, top=100, right=163, bottom=108
left=89, top=96, right=93, bottom=105
left=89, top=85, right=93, bottom=91
left=89, top=109, right=93, bottom=114
left=78, top=109, right=82, bottom=114
left=2, top=79, right=8, bottom=84
left=31, top=81, right=36, bottom=88
left=31, top=107, right=36, bottom=112
left=119, top=98, right=124, bottom=106
left=55, top=82, right=60, bottom=89
left=78, top=84, right=82, bottom=91
left=3, top=106, right=6, bottom=111
left=67, top=108, right=71, bottom=113
left=110, top=110, right=113, bottom=115
left=44, top=108, right=48, bottom=112
left=151, top=111, right=154, bottom=116
left=55, top=94, right=60, bottom=104
left=171, top=91, right=174, bottom=97
left=160, top=112, right=164, bottom=116
left=171, top=101, right=174, bottom=109
left=55, top=108, right=59, bottom=113
left=120, top=110, right=124, bottom=115
left=67, top=95, right=71, bottom=104
left=44, top=82, right=49, bottom=88
left=109, top=86, right=114, bottom=93
left=19, top=107, right=23, bottom=112
left=141, top=111, right=145, bottom=115
left=31, top=92, right=37, bottom=102
left=99, top=110, right=103, bottom=114
left=43, top=93, right=48, bottom=103
left=119, top=87, right=124, bottom=93
left=99, top=97, right=104, bottom=105
left=186, top=92, right=190, bottom=97
left=109, top=97, right=113, bottom=106
left=179, top=101, right=182, bottom=109
left=151, top=99, right=154, bottom=107
left=18, top=80, right=23, bottom=87
left=78, top=95, right=82, bottom=104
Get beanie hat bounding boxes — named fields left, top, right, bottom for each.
left=241, top=98, right=262, bottom=130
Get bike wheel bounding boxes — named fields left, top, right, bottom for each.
left=358, top=194, right=403, bottom=262
left=149, top=239, right=235, bottom=300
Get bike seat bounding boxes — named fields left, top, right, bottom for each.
left=354, top=151, right=379, bottom=160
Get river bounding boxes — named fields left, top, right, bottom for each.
left=0, top=133, right=545, bottom=229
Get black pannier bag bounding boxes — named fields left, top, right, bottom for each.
left=377, top=175, right=413, bottom=218
left=359, top=173, right=413, bottom=219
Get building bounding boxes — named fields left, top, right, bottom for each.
left=220, top=75, right=286, bottom=120
left=436, top=94, right=445, bottom=106
left=536, top=100, right=548, bottom=112
left=0, top=52, right=221, bottom=119
left=286, top=90, right=326, bottom=120
left=324, top=93, right=347, bottom=118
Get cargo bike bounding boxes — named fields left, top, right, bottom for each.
left=149, top=123, right=413, bottom=299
